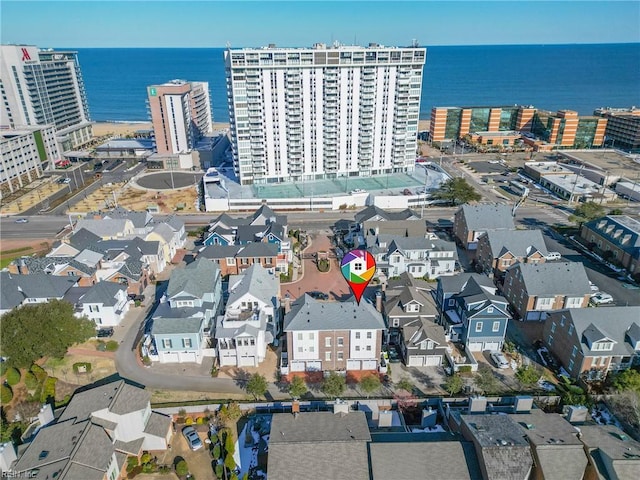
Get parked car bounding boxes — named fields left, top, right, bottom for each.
left=545, top=252, right=561, bottom=261
left=96, top=327, right=114, bottom=338
left=590, top=292, right=614, bottom=305
left=350, top=189, right=366, bottom=195
left=182, top=426, right=203, bottom=451
left=14, top=218, right=28, bottom=223
left=402, top=188, right=413, bottom=195
left=589, top=281, right=599, bottom=293
left=490, top=351, right=509, bottom=369
left=307, top=291, right=329, bottom=300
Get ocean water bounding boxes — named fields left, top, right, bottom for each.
left=75, top=43, right=640, bottom=123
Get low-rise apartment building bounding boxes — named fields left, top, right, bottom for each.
left=579, top=215, right=640, bottom=275
left=475, top=229, right=548, bottom=276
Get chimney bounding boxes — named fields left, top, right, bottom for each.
left=375, top=291, right=383, bottom=312
left=284, top=294, right=291, bottom=313
left=292, top=400, right=300, bottom=414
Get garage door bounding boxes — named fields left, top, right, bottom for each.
left=160, top=352, right=179, bottom=363
left=238, top=355, right=256, bottom=367
left=483, top=342, right=500, bottom=352
left=179, top=352, right=197, bottom=363
left=425, top=356, right=441, bottom=367
left=306, top=361, right=322, bottom=371
left=467, top=342, right=483, bottom=352
left=291, top=361, right=306, bottom=372
left=362, top=360, right=378, bottom=370
left=347, top=359, right=361, bottom=370
left=408, top=356, right=425, bottom=367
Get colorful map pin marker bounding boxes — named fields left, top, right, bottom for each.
left=340, top=249, right=376, bottom=305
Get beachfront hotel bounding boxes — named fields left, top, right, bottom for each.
left=594, top=107, right=640, bottom=152
left=146, top=80, right=213, bottom=155
left=224, top=42, right=426, bottom=185
left=0, top=45, right=93, bottom=152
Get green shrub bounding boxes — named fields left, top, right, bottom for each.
left=185, top=417, right=193, bottom=425
left=126, top=456, right=139, bottom=473
left=41, top=377, right=57, bottom=403
left=215, top=465, right=224, bottom=478
left=24, top=371, right=38, bottom=390
left=5, top=367, right=21, bottom=386
left=212, top=444, right=221, bottom=460
left=458, top=365, right=473, bottom=374
left=196, top=416, right=205, bottom=425
left=0, top=362, right=7, bottom=377
left=224, top=452, right=236, bottom=471
left=105, top=341, right=119, bottom=352
left=29, top=364, right=47, bottom=382
left=210, top=433, right=219, bottom=444
left=72, top=362, right=92, bottom=374
left=175, top=459, right=188, bottom=476
left=1, top=384, right=12, bottom=403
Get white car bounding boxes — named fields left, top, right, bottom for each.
left=590, top=292, right=614, bottom=305
left=350, top=189, right=366, bottom=195
left=545, top=252, right=561, bottom=261
left=490, top=351, right=509, bottom=369
left=589, top=281, right=599, bottom=293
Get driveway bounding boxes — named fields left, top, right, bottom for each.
left=156, top=427, right=213, bottom=480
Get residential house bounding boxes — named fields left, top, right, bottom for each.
left=283, top=296, right=386, bottom=373
left=511, top=410, right=588, bottom=480
left=215, top=264, right=279, bottom=367
left=502, top=262, right=591, bottom=321
left=383, top=237, right=457, bottom=279
left=11, top=380, right=171, bottom=479
left=436, top=274, right=511, bottom=351
left=453, top=204, right=515, bottom=252
left=8, top=255, right=97, bottom=287
left=369, top=442, right=482, bottom=480
left=542, top=307, right=640, bottom=381
left=475, top=229, right=548, bottom=276
left=578, top=424, right=640, bottom=480
left=384, top=272, right=437, bottom=335
left=579, top=215, right=640, bottom=274
left=100, top=207, right=154, bottom=235
left=74, top=218, right=136, bottom=240
left=72, top=281, right=130, bottom=328
left=0, top=272, right=77, bottom=314
left=268, top=411, right=371, bottom=480
left=399, top=318, right=449, bottom=367
left=460, top=414, right=533, bottom=480
left=151, top=258, right=222, bottom=363
left=198, top=242, right=282, bottom=275
left=354, top=205, right=420, bottom=227
left=145, top=223, right=180, bottom=264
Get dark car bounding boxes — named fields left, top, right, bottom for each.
left=96, top=327, right=114, bottom=338
left=307, top=291, right=329, bottom=300
left=402, top=188, right=412, bottom=195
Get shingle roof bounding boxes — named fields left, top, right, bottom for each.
left=152, top=317, right=204, bottom=335
left=79, top=281, right=125, bottom=306
left=74, top=248, right=103, bottom=267
left=579, top=424, right=640, bottom=479
left=237, top=242, right=278, bottom=258
left=235, top=225, right=270, bottom=243
left=510, top=262, right=591, bottom=296
left=284, top=296, right=386, bottom=332
left=583, top=215, right=640, bottom=255
left=459, top=204, right=515, bottom=232
left=58, top=380, right=150, bottom=423
left=438, top=273, right=496, bottom=295
left=102, top=207, right=153, bottom=228
left=198, top=244, right=243, bottom=259
left=167, top=257, right=219, bottom=300
left=143, top=412, right=171, bottom=438
left=0, top=272, right=77, bottom=308
left=402, top=318, right=447, bottom=348
left=75, top=218, right=131, bottom=238
left=252, top=205, right=287, bottom=226
left=270, top=411, right=371, bottom=443
left=482, top=229, right=549, bottom=258
left=369, top=441, right=482, bottom=480
left=149, top=223, right=175, bottom=243
left=68, top=228, right=102, bottom=251
left=227, top=264, right=278, bottom=308
left=355, top=205, right=419, bottom=223
left=17, top=255, right=96, bottom=277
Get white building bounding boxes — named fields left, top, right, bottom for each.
left=225, top=42, right=426, bottom=185
left=75, top=281, right=130, bottom=328
left=0, top=45, right=93, bottom=152
left=1, top=125, right=60, bottom=197
left=147, top=79, right=213, bottom=155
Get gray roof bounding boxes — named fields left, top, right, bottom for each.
left=58, top=380, right=150, bottom=423
left=235, top=225, right=270, bottom=243
left=251, top=205, right=287, bottom=226
left=149, top=223, right=175, bottom=243
left=369, top=441, right=482, bottom=480
left=75, top=218, right=131, bottom=238
left=459, top=204, right=515, bottom=232
left=461, top=414, right=533, bottom=480
left=550, top=307, right=640, bottom=357
left=167, top=257, right=219, bottom=300
left=0, top=272, right=77, bottom=309
left=438, top=273, right=496, bottom=296
left=14, top=420, right=116, bottom=480
left=74, top=248, right=104, bottom=267
left=284, top=296, right=386, bottom=332
left=482, top=229, right=549, bottom=258
left=16, top=255, right=96, bottom=277
left=583, top=215, right=640, bottom=255
left=386, top=271, right=433, bottom=291
left=102, top=207, right=153, bottom=228
left=237, top=241, right=278, bottom=258
left=198, top=244, right=243, bottom=259
left=268, top=442, right=369, bottom=480
left=152, top=214, right=185, bottom=233
left=385, top=286, right=438, bottom=319
left=68, top=228, right=102, bottom=251
left=402, top=318, right=447, bottom=348
left=579, top=424, right=640, bottom=480
left=355, top=205, right=419, bottom=223
left=113, top=437, right=145, bottom=455
left=509, top=262, right=591, bottom=296
left=152, top=317, right=204, bottom=335
left=362, top=219, right=427, bottom=237
left=227, top=264, right=278, bottom=308
left=144, top=411, right=172, bottom=438
left=79, top=281, right=126, bottom=306
left=270, top=411, right=371, bottom=444
left=511, top=411, right=587, bottom=480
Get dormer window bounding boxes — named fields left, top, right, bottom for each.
left=592, top=341, right=614, bottom=351
left=487, top=306, right=494, bottom=313
left=406, top=303, right=419, bottom=313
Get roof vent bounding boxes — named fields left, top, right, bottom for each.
left=39, top=450, right=49, bottom=460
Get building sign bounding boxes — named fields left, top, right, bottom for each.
left=149, top=87, right=157, bottom=96
left=21, top=48, right=31, bottom=62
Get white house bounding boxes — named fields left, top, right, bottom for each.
left=379, top=237, right=457, bottom=279
left=76, top=281, right=130, bottom=328
left=215, top=264, right=280, bottom=367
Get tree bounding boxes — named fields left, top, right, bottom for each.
left=13, top=401, right=40, bottom=422
left=613, top=369, right=640, bottom=394
left=245, top=373, right=268, bottom=400
left=0, top=385, right=12, bottom=404
left=224, top=452, right=236, bottom=471
left=515, top=365, right=541, bottom=387
left=5, top=367, right=21, bottom=386
left=396, top=377, right=414, bottom=393
left=288, top=375, right=308, bottom=399
left=608, top=208, right=624, bottom=215
left=321, top=372, right=346, bottom=398
left=175, top=459, right=188, bottom=477
left=432, top=177, right=481, bottom=206
left=218, top=402, right=242, bottom=425
left=0, top=300, right=95, bottom=368
left=444, top=374, right=464, bottom=396
left=569, top=201, right=605, bottom=226
left=474, top=365, right=500, bottom=394
left=359, top=374, right=381, bottom=398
